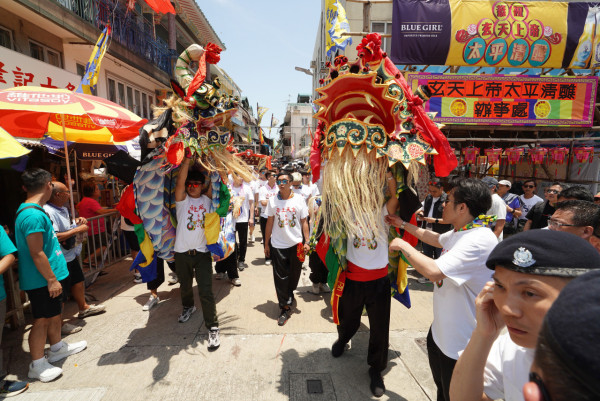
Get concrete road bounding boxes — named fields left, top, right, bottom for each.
left=3, top=236, right=436, bottom=400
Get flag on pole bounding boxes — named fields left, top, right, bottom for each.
left=259, top=128, right=265, bottom=145
left=271, top=116, right=279, bottom=128
left=325, top=0, right=353, bottom=58
left=257, top=106, right=269, bottom=125
left=77, top=26, right=111, bottom=95
left=247, top=126, right=252, bottom=143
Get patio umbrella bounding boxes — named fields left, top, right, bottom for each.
left=0, top=86, right=147, bottom=217
left=0, top=126, right=30, bottom=159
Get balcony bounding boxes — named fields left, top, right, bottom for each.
left=56, top=0, right=172, bottom=75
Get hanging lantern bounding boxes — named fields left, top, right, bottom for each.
left=528, top=147, right=548, bottom=165
left=462, top=146, right=480, bottom=165
left=572, top=146, right=595, bottom=175
left=548, top=147, right=569, bottom=164
left=505, top=148, right=524, bottom=164
left=484, top=147, right=503, bottom=164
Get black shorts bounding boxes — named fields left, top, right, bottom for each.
left=26, top=277, right=70, bottom=319
left=123, top=230, right=140, bottom=251
left=63, top=259, right=84, bottom=297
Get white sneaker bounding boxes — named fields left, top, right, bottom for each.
left=320, top=283, right=331, bottom=293
left=208, top=327, right=220, bottom=350
left=143, top=295, right=159, bottom=311
left=251, top=235, right=256, bottom=243
left=28, top=357, right=62, bottom=382
left=215, top=272, right=226, bottom=280
left=265, top=260, right=272, bottom=265
left=311, top=283, right=321, bottom=294
left=167, top=272, right=178, bottom=285
left=230, top=278, right=241, bottom=286
left=47, top=340, right=87, bottom=363
left=133, top=273, right=142, bottom=284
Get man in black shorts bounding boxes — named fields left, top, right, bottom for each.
left=15, top=169, right=87, bottom=383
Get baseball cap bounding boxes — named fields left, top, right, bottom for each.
left=498, top=180, right=511, bottom=187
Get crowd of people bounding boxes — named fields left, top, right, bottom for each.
left=3, top=163, right=600, bottom=400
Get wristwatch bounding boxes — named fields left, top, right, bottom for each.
left=435, top=218, right=439, bottom=224
left=400, top=220, right=407, bottom=230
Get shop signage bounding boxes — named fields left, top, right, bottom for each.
left=0, top=47, right=80, bottom=90
left=408, top=73, right=598, bottom=126
left=392, top=0, right=600, bottom=69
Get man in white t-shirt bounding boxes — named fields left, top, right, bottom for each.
left=388, top=178, right=497, bottom=401
left=331, top=172, right=399, bottom=398
left=449, top=230, right=600, bottom=401
left=231, top=173, right=254, bottom=271
left=481, top=177, right=507, bottom=240
left=517, top=180, right=543, bottom=231
left=258, top=172, right=279, bottom=265
left=299, top=170, right=320, bottom=203
left=174, top=158, right=220, bottom=350
left=264, top=172, right=309, bottom=326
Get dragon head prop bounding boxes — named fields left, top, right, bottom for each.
left=313, top=33, right=457, bottom=240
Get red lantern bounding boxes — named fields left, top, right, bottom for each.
left=548, top=147, right=569, bottom=164
left=505, top=148, right=524, bottom=164
left=484, top=147, right=503, bottom=164
left=462, top=146, right=480, bottom=165
left=528, top=148, right=548, bottom=165
left=572, top=146, right=595, bottom=175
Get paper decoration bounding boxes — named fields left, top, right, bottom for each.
left=462, top=146, right=480, bottom=164
left=528, top=147, right=548, bottom=165
left=484, top=147, right=503, bottom=164
left=505, top=148, right=524, bottom=164
left=572, top=146, right=595, bottom=175
left=548, top=147, right=569, bottom=164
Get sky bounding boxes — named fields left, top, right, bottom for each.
left=199, top=0, right=322, bottom=142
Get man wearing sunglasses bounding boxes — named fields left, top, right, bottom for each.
left=523, top=183, right=563, bottom=231
left=449, top=230, right=600, bottom=401
left=174, top=158, right=220, bottom=350
left=264, top=173, right=309, bottom=326
left=517, top=180, right=542, bottom=232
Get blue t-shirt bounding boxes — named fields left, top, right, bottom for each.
left=0, top=227, right=16, bottom=301
left=15, top=203, right=68, bottom=291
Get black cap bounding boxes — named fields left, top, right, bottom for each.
left=540, top=270, right=600, bottom=397
left=486, top=229, right=600, bottom=277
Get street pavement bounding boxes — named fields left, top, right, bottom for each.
left=3, top=236, right=437, bottom=400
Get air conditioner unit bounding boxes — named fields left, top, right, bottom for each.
left=310, top=60, right=316, bottom=69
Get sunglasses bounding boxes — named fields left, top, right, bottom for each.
left=276, top=179, right=289, bottom=185
left=187, top=183, right=201, bottom=188
left=523, top=185, right=536, bottom=188
left=428, top=181, right=442, bottom=186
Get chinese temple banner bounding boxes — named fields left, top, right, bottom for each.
left=407, top=73, right=598, bottom=126
left=392, top=0, right=600, bottom=69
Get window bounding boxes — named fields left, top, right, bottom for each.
left=301, top=117, right=308, bottom=126
left=118, top=83, right=125, bottom=107
left=126, top=86, right=133, bottom=112
left=0, top=26, right=13, bottom=50
left=108, top=79, right=116, bottom=103
left=107, top=76, right=154, bottom=119
left=76, top=63, right=86, bottom=77
left=29, top=41, right=62, bottom=67
left=372, top=22, right=392, bottom=56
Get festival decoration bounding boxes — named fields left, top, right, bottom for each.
left=528, top=147, right=548, bottom=164
left=311, top=33, right=457, bottom=320
left=572, top=146, right=595, bottom=175
left=462, top=146, right=480, bottom=164
left=505, top=148, right=525, bottom=164
left=548, top=146, right=569, bottom=176
left=484, top=147, right=503, bottom=164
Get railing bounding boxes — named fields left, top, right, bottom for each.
left=56, top=0, right=173, bottom=75
left=82, top=212, right=131, bottom=284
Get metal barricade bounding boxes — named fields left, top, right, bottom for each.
left=82, top=212, right=130, bottom=284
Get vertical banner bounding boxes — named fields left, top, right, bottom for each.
left=325, top=0, right=353, bottom=58
left=391, top=0, right=599, bottom=69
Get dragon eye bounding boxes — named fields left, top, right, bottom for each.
left=208, top=130, right=219, bottom=143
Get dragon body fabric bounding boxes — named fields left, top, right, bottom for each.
left=311, top=34, right=457, bottom=319
left=126, top=43, right=253, bottom=281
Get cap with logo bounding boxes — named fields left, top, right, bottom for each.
left=486, top=229, right=600, bottom=277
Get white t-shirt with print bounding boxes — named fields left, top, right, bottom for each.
left=266, top=193, right=308, bottom=249
left=518, top=194, right=543, bottom=221
left=432, top=227, right=498, bottom=359
left=255, top=179, right=267, bottom=195
left=483, top=332, right=534, bottom=401
left=346, top=206, right=390, bottom=270
left=487, top=193, right=507, bottom=241
left=298, top=184, right=319, bottom=203
left=259, top=184, right=279, bottom=218
left=231, top=183, right=254, bottom=223
left=174, top=194, right=212, bottom=253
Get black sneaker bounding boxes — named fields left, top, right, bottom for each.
left=331, top=340, right=347, bottom=357
left=178, top=306, right=196, bottom=323
left=368, top=367, right=386, bottom=398
left=277, top=309, right=289, bottom=326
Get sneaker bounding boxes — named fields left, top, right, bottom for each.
left=167, top=272, right=178, bottom=285
left=417, top=277, right=431, bottom=284
left=178, top=306, right=196, bottom=323
left=230, top=278, right=241, bottom=286
left=331, top=340, right=348, bottom=358
left=207, top=327, right=220, bottom=350
left=238, top=262, right=245, bottom=272
left=47, top=340, right=87, bottom=363
left=265, top=259, right=272, bottom=265
left=61, top=323, right=82, bottom=336
left=78, top=304, right=106, bottom=318
left=368, top=367, right=386, bottom=397
left=320, top=283, right=331, bottom=293
left=311, top=283, right=320, bottom=294
left=133, top=273, right=142, bottom=284
left=215, top=272, right=226, bottom=280
left=28, top=357, right=62, bottom=382
left=277, top=309, right=289, bottom=326
left=0, top=378, right=29, bottom=396
left=142, top=295, right=159, bottom=311
left=287, top=296, right=295, bottom=306
left=251, top=235, right=256, bottom=243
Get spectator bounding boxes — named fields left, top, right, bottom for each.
left=15, top=168, right=86, bottom=382
left=416, top=179, right=451, bottom=261
left=548, top=200, right=600, bottom=248
left=449, top=230, right=600, bottom=401
left=523, top=270, right=600, bottom=401
left=595, top=191, right=600, bottom=205
left=388, top=178, right=497, bottom=401
left=481, top=177, right=507, bottom=240
left=231, top=172, right=254, bottom=275
left=523, top=182, right=563, bottom=230
left=258, top=172, right=279, bottom=265
left=44, top=182, right=105, bottom=334
left=496, top=180, right=522, bottom=238
left=517, top=180, right=542, bottom=231
left=0, top=227, right=29, bottom=395
left=557, top=185, right=594, bottom=202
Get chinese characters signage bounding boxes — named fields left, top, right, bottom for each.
left=0, top=47, right=79, bottom=91
left=392, top=0, right=600, bottom=69
left=408, top=73, right=598, bottom=126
